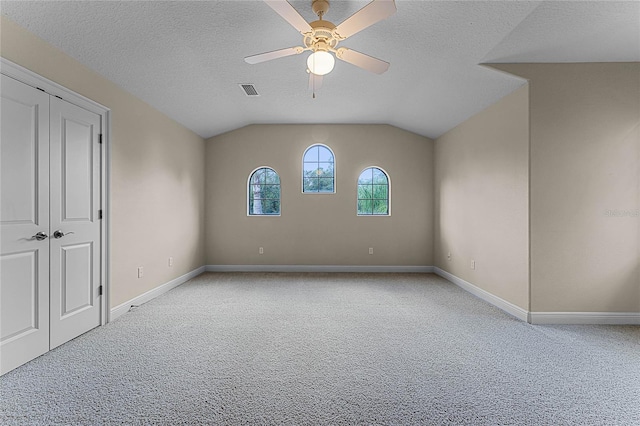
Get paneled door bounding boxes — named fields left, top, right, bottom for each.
left=49, top=97, right=101, bottom=350
left=0, top=75, right=51, bottom=374
left=0, top=75, right=102, bottom=374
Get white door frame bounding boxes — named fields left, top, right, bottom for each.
left=1, top=58, right=111, bottom=325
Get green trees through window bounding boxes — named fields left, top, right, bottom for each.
left=358, top=167, right=390, bottom=215
left=303, top=144, right=335, bottom=193
left=248, top=167, right=280, bottom=215
left=248, top=153, right=390, bottom=217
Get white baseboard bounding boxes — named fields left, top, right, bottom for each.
left=433, top=267, right=530, bottom=322
left=433, top=267, right=640, bottom=325
left=205, top=265, right=434, bottom=273
left=109, top=266, right=206, bottom=322
left=109, top=265, right=639, bottom=325
left=529, top=312, right=640, bottom=325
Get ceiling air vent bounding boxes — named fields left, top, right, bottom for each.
left=239, top=84, right=259, bottom=97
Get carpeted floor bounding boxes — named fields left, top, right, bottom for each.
left=1, top=272, right=639, bottom=425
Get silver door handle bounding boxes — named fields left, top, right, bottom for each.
left=53, top=230, right=75, bottom=239
left=32, top=232, right=49, bottom=241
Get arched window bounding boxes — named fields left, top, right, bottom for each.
left=248, top=167, right=280, bottom=216
left=302, top=144, right=335, bottom=193
left=357, top=167, right=390, bottom=216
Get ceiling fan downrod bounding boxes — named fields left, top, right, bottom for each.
left=312, top=0, right=330, bottom=20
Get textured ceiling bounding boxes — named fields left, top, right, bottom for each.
left=2, top=1, right=638, bottom=139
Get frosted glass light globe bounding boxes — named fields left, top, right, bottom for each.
left=307, top=51, right=335, bottom=76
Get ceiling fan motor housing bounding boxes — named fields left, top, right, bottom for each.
left=306, top=20, right=339, bottom=52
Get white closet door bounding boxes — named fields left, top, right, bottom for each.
left=0, top=75, right=51, bottom=375
left=49, top=97, right=101, bottom=349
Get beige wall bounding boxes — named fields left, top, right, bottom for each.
left=205, top=124, right=434, bottom=266
left=5, top=15, right=637, bottom=318
left=434, top=86, right=530, bottom=310
left=1, top=16, right=206, bottom=307
left=494, top=63, right=640, bottom=313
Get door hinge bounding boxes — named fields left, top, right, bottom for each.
left=99, top=209, right=103, bottom=219
left=98, top=285, right=103, bottom=296
left=98, top=134, right=103, bottom=144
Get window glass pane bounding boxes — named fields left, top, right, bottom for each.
left=358, top=169, right=373, bottom=184
left=372, top=184, right=388, bottom=199
left=373, top=168, right=387, bottom=184
left=304, top=162, right=320, bottom=175
left=263, top=200, right=280, bottom=215
left=318, top=146, right=333, bottom=162
left=358, top=200, right=372, bottom=215
left=317, top=178, right=334, bottom=192
left=250, top=197, right=264, bottom=215
left=373, top=199, right=388, bottom=215
left=303, top=146, right=319, bottom=162
left=270, top=185, right=281, bottom=199
left=250, top=170, right=264, bottom=185
left=303, top=177, right=317, bottom=192
left=265, top=169, right=279, bottom=184
left=261, top=184, right=278, bottom=200
left=358, top=184, right=372, bottom=199
left=318, top=162, right=334, bottom=177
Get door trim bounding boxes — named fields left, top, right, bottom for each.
left=1, top=58, right=111, bottom=325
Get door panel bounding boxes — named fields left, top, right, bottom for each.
left=0, top=94, right=41, bottom=224
left=61, top=118, right=94, bottom=221
left=0, top=75, right=50, bottom=375
left=0, top=251, right=40, bottom=340
left=60, top=242, right=93, bottom=317
left=49, top=97, right=101, bottom=350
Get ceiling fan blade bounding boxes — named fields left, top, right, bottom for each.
left=244, top=47, right=303, bottom=64
left=264, top=0, right=312, bottom=34
left=334, top=0, right=396, bottom=39
left=336, top=48, right=390, bottom=74
left=308, top=72, right=323, bottom=91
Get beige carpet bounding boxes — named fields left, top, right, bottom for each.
left=1, top=272, right=639, bottom=425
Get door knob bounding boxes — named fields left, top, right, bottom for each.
left=53, top=230, right=75, bottom=239
left=31, top=231, right=49, bottom=241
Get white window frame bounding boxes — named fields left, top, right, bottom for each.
left=356, top=166, right=391, bottom=217
left=247, top=166, right=281, bottom=217
left=301, top=144, right=336, bottom=194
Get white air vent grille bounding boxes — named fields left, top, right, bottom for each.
left=239, top=84, right=259, bottom=96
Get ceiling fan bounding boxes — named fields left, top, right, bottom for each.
left=245, top=0, right=396, bottom=94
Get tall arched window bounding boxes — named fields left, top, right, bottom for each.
left=302, top=144, right=335, bottom=193
left=357, top=167, right=390, bottom=216
left=248, top=167, right=280, bottom=216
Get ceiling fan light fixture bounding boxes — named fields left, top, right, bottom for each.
left=307, top=51, right=335, bottom=76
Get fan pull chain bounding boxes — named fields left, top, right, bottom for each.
left=312, top=68, right=316, bottom=99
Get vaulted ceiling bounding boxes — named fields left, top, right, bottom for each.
left=2, top=1, right=638, bottom=139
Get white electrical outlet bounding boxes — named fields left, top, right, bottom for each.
left=369, top=247, right=374, bottom=255
left=168, top=257, right=173, bottom=267
left=137, top=266, right=144, bottom=278
left=471, top=260, right=476, bottom=270
left=259, top=247, right=264, bottom=255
